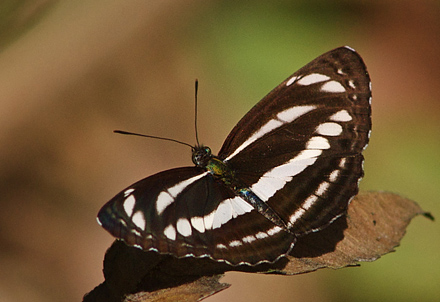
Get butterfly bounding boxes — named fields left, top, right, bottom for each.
left=97, top=46, right=371, bottom=266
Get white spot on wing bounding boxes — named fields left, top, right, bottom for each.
left=315, top=181, right=330, bottom=196
left=252, top=176, right=289, bottom=202
left=156, top=172, right=208, bottom=215
left=286, top=75, right=298, bottom=86
left=289, top=208, right=305, bottom=224
left=257, top=119, right=283, bottom=137
left=292, top=149, right=323, bottom=161
left=321, top=80, right=346, bottom=93
left=176, top=218, right=192, bottom=237
left=329, top=110, right=352, bottom=122
left=229, top=240, right=242, bottom=247
left=216, top=243, right=227, bottom=249
left=276, top=105, right=316, bottom=122
left=164, top=224, right=176, bottom=240
left=289, top=195, right=319, bottom=226
left=329, top=169, right=340, bottom=182
left=131, top=228, right=142, bottom=237
left=255, top=231, right=269, bottom=239
left=242, top=235, right=256, bottom=243
left=212, top=199, right=233, bottom=229
left=225, top=106, right=316, bottom=161
left=303, top=195, right=319, bottom=210
left=258, top=120, right=283, bottom=134
left=230, top=196, right=254, bottom=216
left=203, top=211, right=215, bottom=230
left=297, top=73, right=330, bottom=85
left=156, top=191, right=173, bottom=215
left=124, top=188, right=135, bottom=197
left=306, top=136, right=330, bottom=150
left=267, top=226, right=282, bottom=236
left=190, top=216, right=205, bottom=233
left=348, top=80, right=356, bottom=89
left=315, top=122, right=343, bottom=136
left=339, top=158, right=347, bottom=168
left=251, top=149, right=322, bottom=201
left=210, top=197, right=252, bottom=230
left=167, top=173, right=207, bottom=196
left=123, top=195, right=136, bottom=217
left=224, top=120, right=280, bottom=161
left=132, top=211, right=146, bottom=231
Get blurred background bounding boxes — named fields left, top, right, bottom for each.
left=0, top=1, right=439, bottom=301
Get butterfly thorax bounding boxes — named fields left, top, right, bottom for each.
left=192, top=145, right=236, bottom=185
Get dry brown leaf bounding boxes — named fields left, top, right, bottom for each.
left=283, top=191, right=431, bottom=274
left=123, top=275, right=229, bottom=302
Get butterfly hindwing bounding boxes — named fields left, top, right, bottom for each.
left=97, top=167, right=296, bottom=265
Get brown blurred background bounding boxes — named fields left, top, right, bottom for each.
left=0, top=1, right=439, bottom=301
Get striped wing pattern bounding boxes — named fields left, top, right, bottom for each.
left=219, top=46, right=371, bottom=235
left=97, top=46, right=371, bottom=266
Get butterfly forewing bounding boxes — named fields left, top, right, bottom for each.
left=98, top=46, right=371, bottom=265
left=218, top=46, right=371, bottom=234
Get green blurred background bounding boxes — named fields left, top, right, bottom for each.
left=0, top=1, right=438, bottom=301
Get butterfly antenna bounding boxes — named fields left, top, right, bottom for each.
left=114, top=130, right=194, bottom=149
left=194, top=79, right=201, bottom=147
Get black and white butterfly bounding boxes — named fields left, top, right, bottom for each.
left=97, top=46, right=371, bottom=266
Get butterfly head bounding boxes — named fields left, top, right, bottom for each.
left=192, top=146, right=212, bottom=167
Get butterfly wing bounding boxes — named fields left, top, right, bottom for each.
left=98, top=167, right=296, bottom=265
left=218, top=46, right=371, bottom=235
